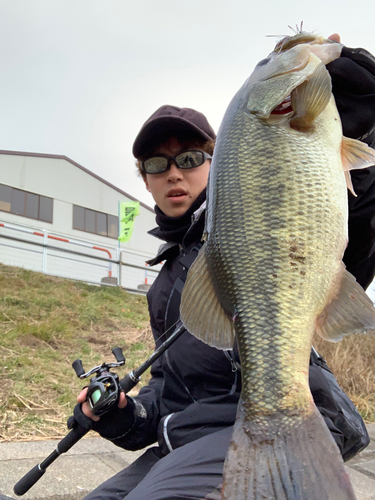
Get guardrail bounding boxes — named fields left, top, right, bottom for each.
left=0, top=219, right=160, bottom=294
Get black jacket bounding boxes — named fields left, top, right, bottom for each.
left=97, top=207, right=243, bottom=454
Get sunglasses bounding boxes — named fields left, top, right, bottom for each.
left=142, top=150, right=212, bottom=174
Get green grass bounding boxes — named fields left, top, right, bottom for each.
left=1, top=262, right=375, bottom=442
left=0, top=263, right=153, bottom=441
left=314, top=333, right=375, bottom=422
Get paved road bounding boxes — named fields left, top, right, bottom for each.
left=0, top=424, right=374, bottom=500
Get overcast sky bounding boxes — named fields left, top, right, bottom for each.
left=1, top=0, right=374, bottom=208
left=2, top=1, right=375, bottom=298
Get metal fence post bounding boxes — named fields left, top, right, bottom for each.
left=119, top=250, right=123, bottom=287
left=42, top=229, right=48, bottom=274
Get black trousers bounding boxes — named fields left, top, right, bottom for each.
left=83, top=427, right=232, bottom=500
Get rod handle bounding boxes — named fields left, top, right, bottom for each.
left=14, top=464, right=45, bottom=496
left=120, top=371, right=140, bottom=393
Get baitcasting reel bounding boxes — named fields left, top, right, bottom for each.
left=72, top=347, right=125, bottom=416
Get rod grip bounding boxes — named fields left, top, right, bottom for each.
left=120, top=371, right=140, bottom=393
left=14, top=464, right=45, bottom=496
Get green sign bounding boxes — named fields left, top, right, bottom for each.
left=119, top=201, right=140, bottom=242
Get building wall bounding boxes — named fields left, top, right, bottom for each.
left=0, top=152, right=159, bottom=254
left=0, top=151, right=161, bottom=290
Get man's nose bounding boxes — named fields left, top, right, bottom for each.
left=167, top=161, right=183, bottom=180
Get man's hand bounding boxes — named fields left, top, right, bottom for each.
left=77, top=386, right=128, bottom=422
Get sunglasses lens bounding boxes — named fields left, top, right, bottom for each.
left=175, top=151, right=204, bottom=169
left=143, top=157, right=168, bottom=174
left=143, top=151, right=209, bottom=174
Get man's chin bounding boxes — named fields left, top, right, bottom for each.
left=163, top=201, right=191, bottom=218
left=162, top=196, right=194, bottom=217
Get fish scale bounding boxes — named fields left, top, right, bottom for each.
left=180, top=32, right=375, bottom=499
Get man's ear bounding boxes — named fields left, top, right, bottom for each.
left=144, top=176, right=151, bottom=192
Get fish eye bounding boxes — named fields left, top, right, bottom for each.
left=256, top=58, right=270, bottom=67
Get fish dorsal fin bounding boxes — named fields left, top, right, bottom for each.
left=289, top=61, right=332, bottom=131
left=341, top=137, right=375, bottom=195
left=316, top=266, right=375, bottom=342
left=180, top=247, right=235, bottom=350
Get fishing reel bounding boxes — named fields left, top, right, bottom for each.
left=72, top=347, right=125, bottom=417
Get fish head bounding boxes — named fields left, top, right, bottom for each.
left=237, top=32, right=343, bottom=128
left=207, top=33, right=344, bottom=238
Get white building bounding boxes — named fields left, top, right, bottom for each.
left=0, top=150, right=161, bottom=291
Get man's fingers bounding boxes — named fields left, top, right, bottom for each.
left=328, top=33, right=341, bottom=43
left=77, top=387, right=100, bottom=421
left=82, top=401, right=100, bottom=421
left=118, top=391, right=128, bottom=409
left=77, top=387, right=88, bottom=403
left=77, top=387, right=126, bottom=420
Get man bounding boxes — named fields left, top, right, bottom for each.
left=73, top=37, right=375, bottom=500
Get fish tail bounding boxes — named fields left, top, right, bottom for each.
left=222, top=400, right=357, bottom=500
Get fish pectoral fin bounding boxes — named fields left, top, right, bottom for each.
left=289, top=61, right=332, bottom=131
left=341, top=136, right=375, bottom=171
left=316, top=267, right=375, bottom=342
left=180, top=248, right=235, bottom=350
left=341, top=137, right=375, bottom=195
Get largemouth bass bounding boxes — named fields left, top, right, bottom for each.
left=180, top=32, right=375, bottom=499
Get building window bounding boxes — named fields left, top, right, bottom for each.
left=73, top=205, right=119, bottom=239
left=0, top=183, right=53, bottom=223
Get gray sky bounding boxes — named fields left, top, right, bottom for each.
left=1, top=0, right=375, bottom=209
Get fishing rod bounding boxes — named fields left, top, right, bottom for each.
left=13, top=320, right=186, bottom=496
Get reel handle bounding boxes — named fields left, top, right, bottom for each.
left=112, top=347, right=125, bottom=363
left=72, top=359, right=85, bottom=378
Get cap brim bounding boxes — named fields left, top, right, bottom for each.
left=132, top=116, right=214, bottom=158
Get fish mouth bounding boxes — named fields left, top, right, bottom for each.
left=271, top=96, right=293, bottom=115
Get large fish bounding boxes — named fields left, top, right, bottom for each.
left=180, top=32, right=375, bottom=499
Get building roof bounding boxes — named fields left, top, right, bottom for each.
left=0, top=149, right=154, bottom=213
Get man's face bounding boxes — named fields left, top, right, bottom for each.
left=144, top=137, right=211, bottom=217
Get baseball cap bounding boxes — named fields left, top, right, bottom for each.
left=132, top=105, right=216, bottom=158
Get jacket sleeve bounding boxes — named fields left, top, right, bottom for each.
left=327, top=46, right=375, bottom=289
left=93, top=316, right=165, bottom=451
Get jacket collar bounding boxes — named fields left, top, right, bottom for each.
left=147, top=201, right=206, bottom=266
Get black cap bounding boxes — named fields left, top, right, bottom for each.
left=132, top=105, right=216, bottom=158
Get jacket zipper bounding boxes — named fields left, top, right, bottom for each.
left=224, top=350, right=239, bottom=395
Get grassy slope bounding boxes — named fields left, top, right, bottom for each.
left=0, top=263, right=153, bottom=441
left=314, top=333, right=375, bottom=421
left=1, top=263, right=374, bottom=442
